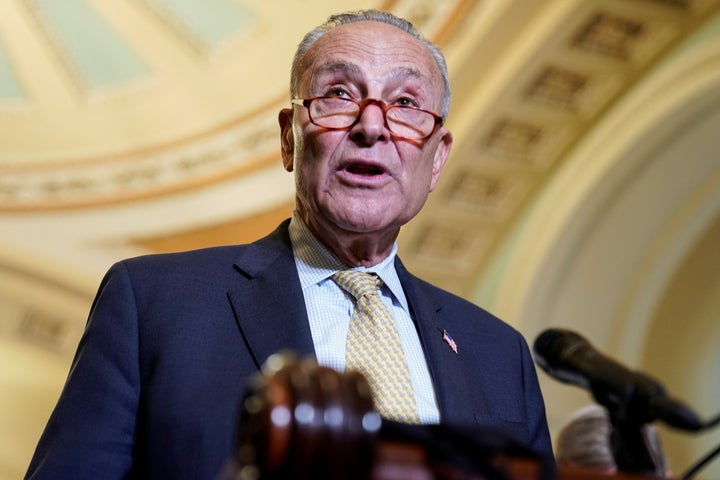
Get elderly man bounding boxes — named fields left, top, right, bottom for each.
left=26, top=10, right=552, bottom=479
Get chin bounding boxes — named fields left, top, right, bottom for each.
left=334, top=214, right=398, bottom=234
left=325, top=200, right=414, bottom=234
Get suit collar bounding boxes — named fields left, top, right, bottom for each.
left=227, top=220, right=316, bottom=370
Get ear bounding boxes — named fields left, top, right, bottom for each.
left=278, top=108, right=294, bottom=172
left=429, top=128, right=453, bottom=191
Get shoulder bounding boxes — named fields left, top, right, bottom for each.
left=116, top=244, right=244, bottom=277
left=113, top=220, right=293, bottom=278
left=396, top=259, right=521, bottom=340
left=406, top=273, right=480, bottom=311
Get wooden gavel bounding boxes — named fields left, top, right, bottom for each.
left=220, top=353, right=551, bottom=480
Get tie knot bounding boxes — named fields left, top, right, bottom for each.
left=332, top=270, right=381, bottom=300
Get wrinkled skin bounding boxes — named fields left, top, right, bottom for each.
left=279, top=21, right=453, bottom=267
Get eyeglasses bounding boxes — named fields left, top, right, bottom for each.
left=291, top=96, right=444, bottom=141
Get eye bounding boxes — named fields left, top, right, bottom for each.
left=394, top=96, right=418, bottom=108
left=325, top=88, right=351, bottom=99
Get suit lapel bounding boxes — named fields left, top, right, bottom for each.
left=227, top=230, right=478, bottom=422
left=227, top=227, right=474, bottom=419
left=396, top=259, right=470, bottom=421
left=227, top=221, right=315, bottom=370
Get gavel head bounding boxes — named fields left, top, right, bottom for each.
left=229, top=353, right=381, bottom=480
left=225, top=353, right=550, bottom=480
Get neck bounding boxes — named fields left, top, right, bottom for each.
left=301, top=215, right=399, bottom=268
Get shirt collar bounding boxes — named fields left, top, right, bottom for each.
left=288, top=212, right=408, bottom=310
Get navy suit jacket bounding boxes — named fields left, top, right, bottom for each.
left=26, top=220, right=552, bottom=479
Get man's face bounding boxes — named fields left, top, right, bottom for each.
left=280, top=21, right=452, bottom=239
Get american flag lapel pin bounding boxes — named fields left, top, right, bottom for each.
left=442, top=329, right=458, bottom=354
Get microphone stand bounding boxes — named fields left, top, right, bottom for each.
left=607, top=417, right=659, bottom=476
left=532, top=328, right=718, bottom=478
left=591, top=373, right=665, bottom=476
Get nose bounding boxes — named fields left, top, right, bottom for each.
left=350, top=99, right=390, bottom=144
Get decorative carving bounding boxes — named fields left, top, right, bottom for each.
left=0, top=111, right=279, bottom=210
left=18, top=309, right=73, bottom=353
left=525, top=66, right=589, bottom=111
left=483, top=119, right=544, bottom=161
left=573, top=12, right=645, bottom=59
left=444, top=170, right=526, bottom=221
left=412, top=223, right=469, bottom=261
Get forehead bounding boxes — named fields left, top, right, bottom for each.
left=299, top=21, right=441, bottom=90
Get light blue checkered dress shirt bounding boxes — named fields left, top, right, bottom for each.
left=288, top=212, right=440, bottom=424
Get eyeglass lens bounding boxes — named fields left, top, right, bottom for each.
left=309, top=98, right=436, bottom=139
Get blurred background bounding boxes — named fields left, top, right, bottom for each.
left=1, top=0, right=719, bottom=478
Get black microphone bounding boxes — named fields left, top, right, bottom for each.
left=533, top=328, right=702, bottom=431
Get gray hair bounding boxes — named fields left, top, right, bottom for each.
left=290, top=9, right=451, bottom=118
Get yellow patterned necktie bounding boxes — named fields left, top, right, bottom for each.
left=332, top=270, right=419, bottom=424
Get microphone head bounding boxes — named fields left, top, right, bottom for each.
left=533, top=328, right=588, bottom=369
left=534, top=329, right=704, bottom=431
left=532, top=328, right=592, bottom=388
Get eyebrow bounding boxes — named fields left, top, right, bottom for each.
left=312, top=61, right=427, bottom=83
left=314, top=61, right=361, bottom=77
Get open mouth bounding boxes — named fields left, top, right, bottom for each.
left=345, top=164, right=385, bottom=176
left=341, top=158, right=388, bottom=178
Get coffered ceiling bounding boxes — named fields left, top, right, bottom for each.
left=1, top=1, right=720, bottom=478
